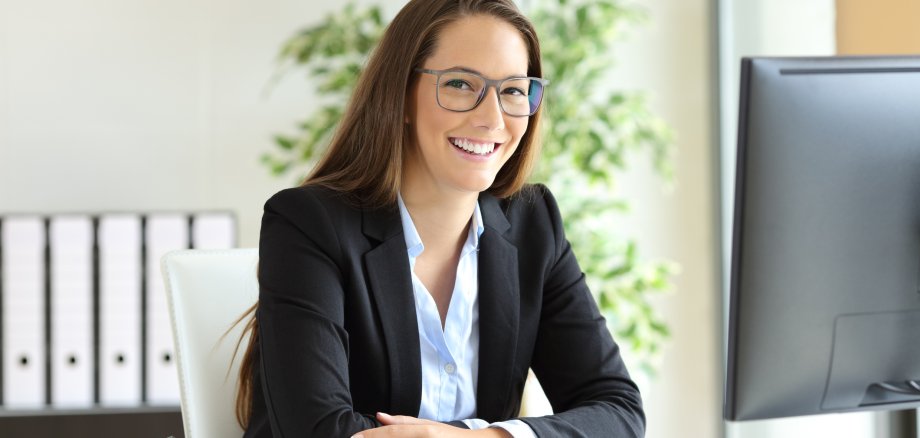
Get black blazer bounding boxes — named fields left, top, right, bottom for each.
left=245, top=184, right=644, bottom=438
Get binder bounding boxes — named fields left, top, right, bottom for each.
left=191, top=212, right=235, bottom=250
left=145, top=214, right=187, bottom=405
left=49, top=216, right=94, bottom=407
left=1, top=217, right=47, bottom=408
left=98, top=215, right=142, bottom=406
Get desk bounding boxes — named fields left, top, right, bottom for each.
left=0, top=406, right=183, bottom=438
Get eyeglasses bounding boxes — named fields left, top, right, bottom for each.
left=415, top=68, right=549, bottom=117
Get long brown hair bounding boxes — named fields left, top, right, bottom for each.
left=234, top=0, right=545, bottom=428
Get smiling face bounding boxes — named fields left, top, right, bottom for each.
left=402, top=14, right=531, bottom=200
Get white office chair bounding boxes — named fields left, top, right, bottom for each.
left=161, top=248, right=259, bottom=438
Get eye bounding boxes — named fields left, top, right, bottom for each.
left=444, top=79, right=474, bottom=91
left=502, top=87, right=527, bottom=96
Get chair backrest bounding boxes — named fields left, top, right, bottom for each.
left=161, top=248, right=259, bottom=438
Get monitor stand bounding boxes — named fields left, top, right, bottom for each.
left=887, top=410, right=918, bottom=438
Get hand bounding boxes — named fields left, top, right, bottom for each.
left=350, top=413, right=511, bottom=438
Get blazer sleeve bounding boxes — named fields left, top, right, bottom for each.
left=256, top=188, right=379, bottom=437
left=518, top=186, right=646, bottom=437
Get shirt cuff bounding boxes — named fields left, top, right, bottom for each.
left=461, top=418, right=537, bottom=438
left=461, top=418, right=490, bottom=429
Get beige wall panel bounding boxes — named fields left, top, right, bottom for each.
left=837, top=0, right=920, bottom=54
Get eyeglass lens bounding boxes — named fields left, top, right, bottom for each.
left=436, top=72, right=544, bottom=116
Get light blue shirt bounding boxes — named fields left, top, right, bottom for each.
left=397, top=195, right=535, bottom=438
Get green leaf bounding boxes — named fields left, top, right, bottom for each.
left=275, top=135, right=295, bottom=151
left=575, top=5, right=589, bottom=31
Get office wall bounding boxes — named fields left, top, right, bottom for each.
left=0, top=0, right=381, bottom=246
left=837, top=0, right=920, bottom=54
left=598, top=0, right=720, bottom=437
left=1, top=0, right=719, bottom=436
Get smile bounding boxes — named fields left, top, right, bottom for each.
left=449, top=137, right=501, bottom=156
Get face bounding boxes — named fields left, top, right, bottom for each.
left=403, top=14, right=531, bottom=199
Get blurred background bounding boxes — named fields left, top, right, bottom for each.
left=1, top=0, right=918, bottom=436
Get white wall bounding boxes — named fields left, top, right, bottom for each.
left=602, top=0, right=721, bottom=437
left=0, top=0, right=386, bottom=246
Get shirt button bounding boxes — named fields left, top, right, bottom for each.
left=444, top=363, right=456, bottom=374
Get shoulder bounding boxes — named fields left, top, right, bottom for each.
left=262, top=185, right=366, bottom=241
left=265, top=185, right=360, bottom=222
left=484, top=183, right=567, bottom=257
left=497, top=183, right=564, bottom=232
left=266, top=184, right=353, bottom=210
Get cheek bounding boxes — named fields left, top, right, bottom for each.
left=506, top=119, right=529, bottom=149
left=414, top=98, right=448, bottom=136
left=415, top=114, right=446, bottom=147
left=417, top=84, right=442, bottom=115
left=410, top=83, right=437, bottom=129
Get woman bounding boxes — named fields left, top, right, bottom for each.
left=236, top=0, right=645, bottom=437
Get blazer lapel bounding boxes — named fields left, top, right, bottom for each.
left=475, top=194, right=521, bottom=421
left=362, top=206, right=422, bottom=416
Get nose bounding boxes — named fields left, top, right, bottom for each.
left=471, top=85, right=505, bottom=132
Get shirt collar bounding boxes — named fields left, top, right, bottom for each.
left=397, top=194, right=424, bottom=259
left=466, top=201, right=484, bottom=255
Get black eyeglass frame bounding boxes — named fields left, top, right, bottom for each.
left=415, top=68, right=550, bottom=117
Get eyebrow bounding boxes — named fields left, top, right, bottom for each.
left=445, top=65, right=529, bottom=79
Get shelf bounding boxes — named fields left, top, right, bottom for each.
left=0, top=406, right=183, bottom=438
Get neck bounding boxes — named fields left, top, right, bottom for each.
left=400, top=184, right=478, bottom=252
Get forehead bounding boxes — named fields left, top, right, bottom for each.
left=425, top=14, right=530, bottom=78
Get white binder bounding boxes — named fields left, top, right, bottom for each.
left=145, top=214, right=186, bottom=405
left=1, top=217, right=47, bottom=408
left=98, top=215, right=142, bottom=406
left=191, top=212, right=235, bottom=250
left=49, top=216, right=94, bottom=407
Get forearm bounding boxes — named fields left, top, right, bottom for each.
left=357, top=414, right=514, bottom=438
left=256, top=303, right=377, bottom=436
left=475, top=428, right=512, bottom=438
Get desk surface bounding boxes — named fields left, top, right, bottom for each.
left=0, top=407, right=183, bottom=438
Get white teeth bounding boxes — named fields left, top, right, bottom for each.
left=450, top=138, right=495, bottom=155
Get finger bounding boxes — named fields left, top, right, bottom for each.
left=376, top=412, right=398, bottom=425
left=377, top=412, right=415, bottom=425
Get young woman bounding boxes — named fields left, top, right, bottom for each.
left=237, top=1, right=644, bottom=437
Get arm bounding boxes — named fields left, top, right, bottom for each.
left=257, top=188, right=379, bottom=437
left=353, top=413, right=512, bottom=438
left=517, top=186, right=646, bottom=437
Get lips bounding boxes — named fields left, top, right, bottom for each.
left=449, top=137, right=502, bottom=156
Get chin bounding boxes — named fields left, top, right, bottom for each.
left=452, top=177, right=497, bottom=195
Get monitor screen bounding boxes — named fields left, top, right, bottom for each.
left=724, top=56, right=920, bottom=421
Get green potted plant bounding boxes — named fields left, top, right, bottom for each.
left=262, top=0, right=676, bottom=375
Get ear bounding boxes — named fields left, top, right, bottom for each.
left=403, top=81, right=417, bottom=125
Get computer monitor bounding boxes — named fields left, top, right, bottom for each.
left=724, top=56, right=920, bottom=421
